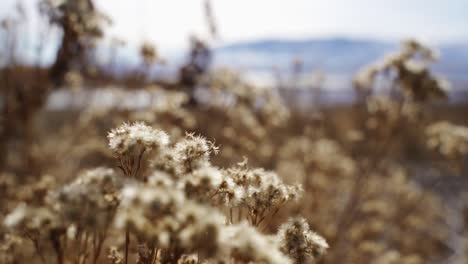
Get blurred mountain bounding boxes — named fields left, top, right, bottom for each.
left=215, top=38, right=394, bottom=72
left=213, top=38, right=468, bottom=90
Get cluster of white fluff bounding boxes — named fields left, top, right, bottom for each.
left=225, top=222, right=292, bottom=264
left=223, top=165, right=303, bottom=216
left=174, top=133, right=219, bottom=173
left=108, top=122, right=169, bottom=155
left=277, top=217, right=329, bottom=264
left=3, top=203, right=58, bottom=233
left=4, top=167, right=122, bottom=234
left=3, top=122, right=326, bottom=264
left=143, top=131, right=302, bottom=215
left=426, top=121, right=468, bottom=158
left=182, top=166, right=225, bottom=203
left=51, top=167, right=122, bottom=230
left=115, top=183, right=293, bottom=263
left=115, top=183, right=228, bottom=259
left=354, top=39, right=450, bottom=101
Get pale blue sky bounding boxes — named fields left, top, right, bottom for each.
left=95, top=0, right=468, bottom=48
left=1, top=0, right=468, bottom=50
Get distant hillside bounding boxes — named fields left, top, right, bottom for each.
left=216, top=38, right=393, bottom=72
left=213, top=38, right=468, bottom=89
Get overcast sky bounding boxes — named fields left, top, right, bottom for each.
left=95, top=0, right=468, bottom=48
left=2, top=0, right=468, bottom=50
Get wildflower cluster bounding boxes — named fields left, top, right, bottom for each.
left=426, top=121, right=468, bottom=172
left=223, top=164, right=303, bottom=226
left=226, top=222, right=291, bottom=264
left=5, top=168, right=121, bottom=234
left=108, top=122, right=169, bottom=156
left=354, top=39, right=450, bottom=101
left=108, top=122, right=169, bottom=179
left=3, top=168, right=122, bottom=264
left=114, top=184, right=227, bottom=262
left=174, top=133, right=219, bottom=173
left=426, top=121, right=468, bottom=158
left=2, top=122, right=325, bottom=264
left=111, top=123, right=319, bottom=263
left=277, top=217, right=329, bottom=263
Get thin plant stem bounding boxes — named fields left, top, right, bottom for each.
left=125, top=228, right=130, bottom=264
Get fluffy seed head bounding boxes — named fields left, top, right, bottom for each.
left=107, top=122, right=169, bottom=155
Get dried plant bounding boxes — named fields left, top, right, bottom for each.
left=0, top=2, right=466, bottom=263
left=354, top=39, right=450, bottom=101
left=2, top=122, right=324, bottom=264
left=42, top=0, right=110, bottom=84
left=426, top=121, right=468, bottom=173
